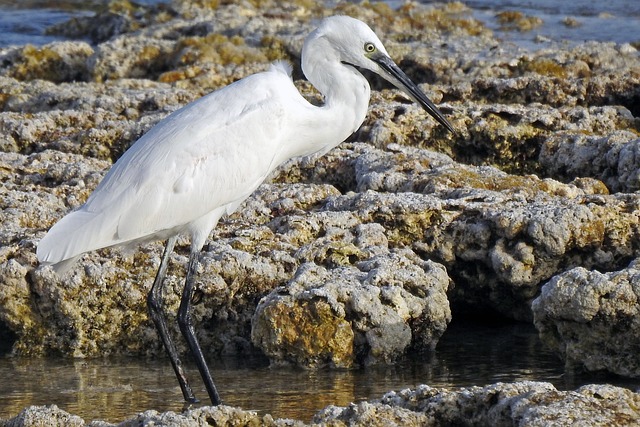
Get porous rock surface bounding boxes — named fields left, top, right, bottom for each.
left=252, top=248, right=451, bottom=367
left=532, top=259, right=640, bottom=378
left=1, top=0, right=640, bottom=424
left=319, top=382, right=640, bottom=427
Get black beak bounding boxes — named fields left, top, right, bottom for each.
left=373, top=54, right=455, bottom=134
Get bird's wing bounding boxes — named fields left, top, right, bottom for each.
left=37, top=66, right=303, bottom=266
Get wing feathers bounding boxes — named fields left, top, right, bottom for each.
left=37, top=66, right=299, bottom=270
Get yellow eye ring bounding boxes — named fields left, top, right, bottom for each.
left=364, top=42, right=376, bottom=53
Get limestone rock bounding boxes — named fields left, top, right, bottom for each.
left=1, top=405, right=302, bottom=427
left=540, top=130, right=640, bottom=192
left=364, top=382, right=640, bottom=427
left=2, top=405, right=84, bottom=427
left=532, top=260, right=640, bottom=378
left=251, top=249, right=451, bottom=367
left=88, top=36, right=177, bottom=82
left=316, top=143, right=640, bottom=321
left=0, top=41, right=93, bottom=83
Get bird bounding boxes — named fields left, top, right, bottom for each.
left=37, top=15, right=455, bottom=406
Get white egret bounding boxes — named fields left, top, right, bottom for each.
left=37, top=15, right=454, bottom=405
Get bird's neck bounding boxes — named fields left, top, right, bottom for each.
left=320, top=62, right=371, bottom=126
left=302, top=56, right=371, bottom=153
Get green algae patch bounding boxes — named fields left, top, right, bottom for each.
left=174, top=0, right=220, bottom=9
left=260, top=35, right=295, bottom=63
left=8, top=45, right=62, bottom=81
left=308, top=241, right=363, bottom=268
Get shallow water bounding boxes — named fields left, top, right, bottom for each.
left=1, top=321, right=636, bottom=423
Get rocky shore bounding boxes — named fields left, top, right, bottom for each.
left=1, top=0, right=639, bottom=425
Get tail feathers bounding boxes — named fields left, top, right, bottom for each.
left=37, top=209, right=117, bottom=274
left=42, top=255, right=81, bottom=276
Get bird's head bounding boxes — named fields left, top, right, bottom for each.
left=304, top=15, right=455, bottom=133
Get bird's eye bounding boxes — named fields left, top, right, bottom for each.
left=364, top=42, right=376, bottom=53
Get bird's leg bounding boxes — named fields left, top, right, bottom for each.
left=178, top=250, right=222, bottom=405
left=178, top=248, right=222, bottom=406
left=147, top=236, right=199, bottom=403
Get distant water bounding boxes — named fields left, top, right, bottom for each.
left=463, top=0, right=640, bottom=48
left=0, top=0, right=160, bottom=47
left=0, top=0, right=638, bottom=48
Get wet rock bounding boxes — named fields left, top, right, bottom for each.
left=46, top=0, right=181, bottom=45
left=47, top=11, right=134, bottom=45
left=532, top=260, right=640, bottom=378
left=496, top=11, right=543, bottom=32
left=251, top=249, right=451, bottom=367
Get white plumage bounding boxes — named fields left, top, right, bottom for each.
left=38, top=63, right=299, bottom=270
left=36, top=15, right=454, bottom=405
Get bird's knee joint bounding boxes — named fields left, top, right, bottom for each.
left=177, top=309, right=193, bottom=331
left=147, top=292, right=163, bottom=315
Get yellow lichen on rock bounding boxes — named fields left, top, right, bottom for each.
left=253, top=298, right=354, bottom=368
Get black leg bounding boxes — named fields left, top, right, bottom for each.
left=147, top=236, right=199, bottom=403
left=177, top=249, right=222, bottom=405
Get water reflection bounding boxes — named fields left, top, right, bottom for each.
left=0, top=321, right=636, bottom=423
